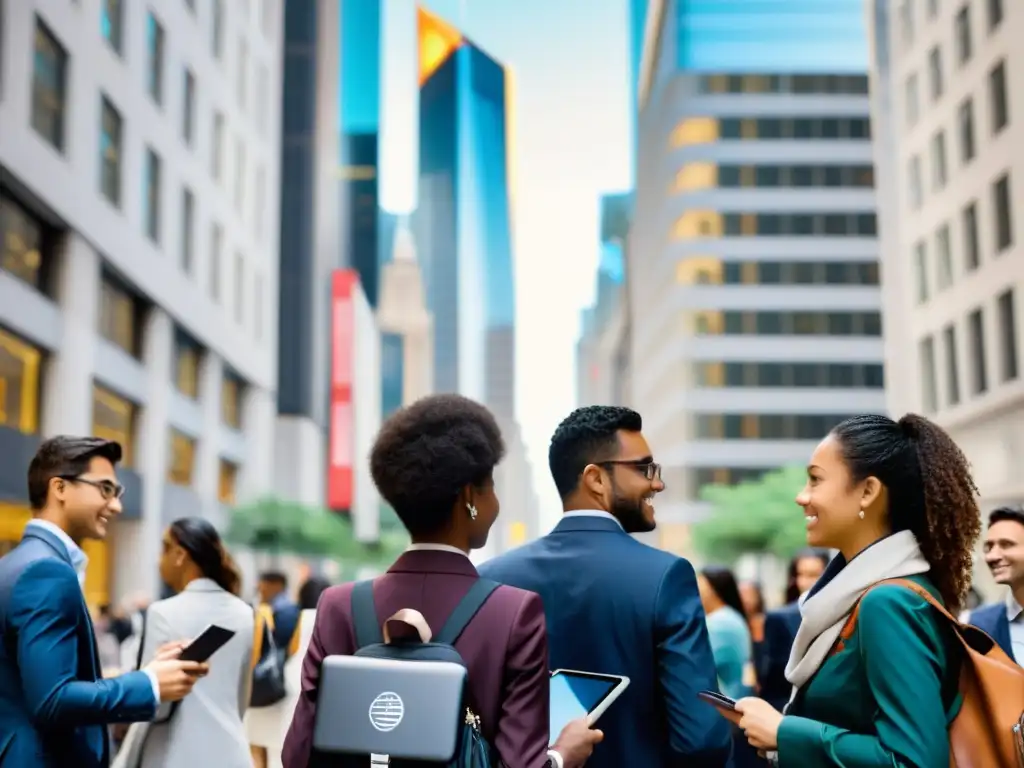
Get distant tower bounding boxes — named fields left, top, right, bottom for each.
left=376, top=215, right=434, bottom=415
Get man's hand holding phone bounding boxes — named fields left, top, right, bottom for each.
left=144, top=639, right=209, bottom=702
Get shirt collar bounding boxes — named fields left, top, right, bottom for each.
left=406, top=543, right=470, bottom=559
left=562, top=510, right=625, bottom=531
left=25, top=518, right=89, bottom=578
left=1006, top=591, right=1023, bottom=622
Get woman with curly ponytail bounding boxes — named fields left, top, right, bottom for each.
left=126, top=517, right=255, bottom=767
left=733, top=413, right=982, bottom=767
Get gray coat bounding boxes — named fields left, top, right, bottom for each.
left=137, top=578, right=254, bottom=768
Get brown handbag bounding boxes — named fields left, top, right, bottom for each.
left=835, top=578, right=1024, bottom=768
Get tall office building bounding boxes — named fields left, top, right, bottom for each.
left=578, top=193, right=632, bottom=407
left=0, top=0, right=283, bottom=604
left=416, top=7, right=538, bottom=554
left=632, top=0, right=886, bottom=549
left=866, top=1, right=1022, bottom=514
left=275, top=0, right=342, bottom=510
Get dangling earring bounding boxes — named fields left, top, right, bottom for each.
left=858, top=508, right=866, bottom=520
left=467, top=503, right=478, bottom=521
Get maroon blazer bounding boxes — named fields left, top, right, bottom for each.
left=281, top=549, right=551, bottom=767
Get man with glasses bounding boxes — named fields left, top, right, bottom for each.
left=480, top=406, right=731, bottom=767
left=0, top=436, right=208, bottom=768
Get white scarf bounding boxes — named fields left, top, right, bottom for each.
left=784, top=531, right=930, bottom=697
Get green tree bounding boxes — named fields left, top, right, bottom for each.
left=691, top=465, right=809, bottom=564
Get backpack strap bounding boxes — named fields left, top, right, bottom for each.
left=351, top=580, right=384, bottom=649
left=435, top=579, right=501, bottom=646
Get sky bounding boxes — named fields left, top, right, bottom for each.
left=379, top=0, right=633, bottom=528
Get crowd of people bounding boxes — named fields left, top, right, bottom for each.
left=0, top=398, right=1021, bottom=767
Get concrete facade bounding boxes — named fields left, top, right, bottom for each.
left=632, top=0, right=886, bottom=534
left=0, top=0, right=283, bottom=602
left=866, top=0, right=1023, bottom=528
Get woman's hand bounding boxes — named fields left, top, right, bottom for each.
left=735, top=697, right=784, bottom=750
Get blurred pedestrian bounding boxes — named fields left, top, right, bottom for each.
left=968, top=506, right=1022, bottom=663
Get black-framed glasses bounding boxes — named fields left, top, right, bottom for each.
left=60, top=475, right=125, bottom=500
left=597, top=460, right=663, bottom=482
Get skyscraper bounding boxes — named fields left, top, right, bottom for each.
left=632, top=0, right=885, bottom=548
left=866, top=2, right=1023, bottom=521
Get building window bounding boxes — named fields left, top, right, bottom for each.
left=212, top=0, right=224, bottom=59
left=101, top=0, right=123, bottom=54
left=218, top=459, right=238, bottom=504
left=997, top=289, right=1019, bottom=382
left=927, top=0, right=940, bottom=18
left=167, top=430, right=196, bottom=487
left=0, top=327, right=42, bottom=434
left=182, top=68, right=196, bottom=145
left=253, top=273, right=263, bottom=341
left=920, top=336, right=938, bottom=413
left=942, top=325, right=961, bottom=406
left=173, top=330, right=201, bottom=398
left=928, top=46, right=944, bottom=101
left=989, top=59, right=1009, bottom=134
left=180, top=187, right=194, bottom=273
left=233, top=252, right=244, bottom=323
left=908, top=155, right=923, bottom=209
left=1, top=194, right=53, bottom=293
left=900, top=0, right=915, bottom=44
left=256, top=64, right=269, bottom=134
left=988, top=0, right=1003, bottom=30
left=222, top=370, right=243, bottom=428
left=914, top=241, right=929, bottom=303
left=993, top=172, right=1013, bottom=253
left=935, top=224, right=953, bottom=291
left=233, top=137, right=246, bottom=212
left=144, top=149, right=162, bottom=243
left=98, top=277, right=143, bottom=358
left=930, top=130, right=947, bottom=190
left=209, top=223, right=222, bottom=300
left=31, top=18, right=67, bottom=152
left=146, top=12, right=165, bottom=105
left=955, top=4, right=972, bottom=64
left=962, top=201, right=980, bottom=271
left=957, top=97, right=975, bottom=164
left=100, top=96, right=122, bottom=207
left=694, top=413, right=857, bottom=440
left=905, top=74, right=919, bottom=127
left=968, top=308, right=988, bottom=394
left=670, top=117, right=719, bottom=147
left=693, top=362, right=884, bottom=389
left=253, top=165, right=265, bottom=235
left=212, top=112, right=224, bottom=182
left=92, top=385, right=135, bottom=466
left=236, top=38, right=248, bottom=110
left=673, top=211, right=722, bottom=240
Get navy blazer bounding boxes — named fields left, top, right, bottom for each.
left=758, top=602, right=802, bottom=711
left=969, top=602, right=1015, bottom=662
left=0, top=525, right=157, bottom=767
left=479, top=515, right=732, bottom=768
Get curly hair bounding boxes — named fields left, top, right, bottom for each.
left=370, top=394, right=505, bottom=537
left=548, top=406, right=643, bottom=499
left=831, top=413, right=980, bottom=612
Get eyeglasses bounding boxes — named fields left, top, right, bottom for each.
left=598, top=460, right=663, bottom=483
left=61, top=475, right=125, bottom=501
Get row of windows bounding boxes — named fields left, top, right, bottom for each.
left=900, top=0, right=1003, bottom=49
left=919, top=287, right=1019, bottom=413
left=674, top=164, right=875, bottom=193
left=0, top=326, right=240, bottom=502
left=669, top=117, right=872, bottom=147
left=691, top=311, right=883, bottom=337
left=693, top=362, right=884, bottom=389
left=696, top=74, right=869, bottom=96
left=694, top=413, right=856, bottom=440
left=693, top=467, right=771, bottom=489
left=676, top=260, right=879, bottom=287
left=673, top=211, right=877, bottom=239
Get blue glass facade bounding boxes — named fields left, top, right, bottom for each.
left=418, top=34, right=515, bottom=414
left=380, top=332, right=405, bottom=418
left=672, top=0, right=868, bottom=73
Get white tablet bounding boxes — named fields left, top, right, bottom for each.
left=549, top=669, right=630, bottom=737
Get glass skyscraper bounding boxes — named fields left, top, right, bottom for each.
left=416, top=7, right=516, bottom=419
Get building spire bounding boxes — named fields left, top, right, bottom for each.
left=392, top=214, right=416, bottom=264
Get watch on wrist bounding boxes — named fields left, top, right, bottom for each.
left=766, top=750, right=780, bottom=767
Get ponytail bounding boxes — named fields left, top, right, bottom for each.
left=169, top=516, right=243, bottom=597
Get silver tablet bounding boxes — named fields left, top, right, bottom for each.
left=549, top=668, right=630, bottom=737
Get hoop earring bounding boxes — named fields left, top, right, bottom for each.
left=467, top=504, right=478, bottom=521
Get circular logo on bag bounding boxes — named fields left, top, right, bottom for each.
left=369, top=691, right=404, bottom=732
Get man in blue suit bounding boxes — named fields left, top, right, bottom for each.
left=0, top=436, right=208, bottom=767
left=970, top=506, right=1023, bottom=665
left=480, top=406, right=732, bottom=767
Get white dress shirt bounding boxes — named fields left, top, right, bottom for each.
left=561, top=510, right=624, bottom=530
left=404, top=542, right=564, bottom=766
left=1007, top=591, right=1024, bottom=665
left=25, top=519, right=162, bottom=704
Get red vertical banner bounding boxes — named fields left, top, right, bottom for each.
left=327, top=269, right=356, bottom=511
